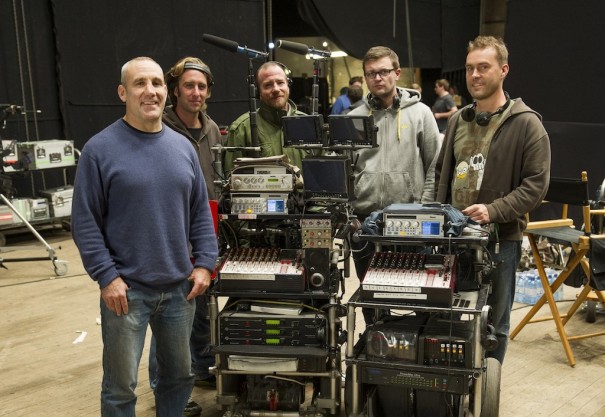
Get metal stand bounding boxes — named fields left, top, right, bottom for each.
left=0, top=193, right=67, bottom=276
left=344, top=235, right=500, bottom=417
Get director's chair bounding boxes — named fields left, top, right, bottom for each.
left=509, top=171, right=605, bottom=366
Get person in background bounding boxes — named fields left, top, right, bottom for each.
left=411, top=82, right=426, bottom=103
left=435, top=36, right=550, bottom=364
left=341, top=84, right=364, bottom=114
left=147, top=56, right=223, bottom=417
left=71, top=56, right=218, bottom=416
left=449, top=84, right=465, bottom=107
left=331, top=75, right=363, bottom=115
left=347, top=46, right=441, bottom=323
left=432, top=78, right=458, bottom=134
left=224, top=61, right=308, bottom=174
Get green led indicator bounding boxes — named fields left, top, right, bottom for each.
left=266, top=338, right=280, bottom=344
left=266, top=329, right=280, bottom=335
left=266, top=319, right=281, bottom=325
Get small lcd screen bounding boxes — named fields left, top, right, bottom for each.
left=302, top=157, right=350, bottom=200
left=282, top=115, right=324, bottom=146
left=422, top=221, right=442, bottom=236
left=328, top=115, right=375, bottom=147
left=267, top=199, right=285, bottom=213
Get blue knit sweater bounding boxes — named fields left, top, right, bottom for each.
left=71, top=119, right=218, bottom=291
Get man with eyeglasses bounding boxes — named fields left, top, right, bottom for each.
left=347, top=46, right=441, bottom=323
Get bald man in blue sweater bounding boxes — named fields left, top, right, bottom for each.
left=71, top=56, right=218, bottom=416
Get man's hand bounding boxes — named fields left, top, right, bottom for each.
left=187, top=267, right=212, bottom=300
left=101, top=277, right=129, bottom=316
left=462, top=204, right=490, bottom=224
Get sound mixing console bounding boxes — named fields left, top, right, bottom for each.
left=361, top=252, right=457, bottom=307
left=218, top=248, right=305, bottom=292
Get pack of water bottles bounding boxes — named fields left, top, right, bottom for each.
left=514, top=268, right=564, bottom=304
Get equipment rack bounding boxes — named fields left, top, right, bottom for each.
left=345, top=233, right=501, bottom=417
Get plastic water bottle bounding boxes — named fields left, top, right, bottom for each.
left=527, top=273, right=538, bottom=304
left=535, top=272, right=544, bottom=302
left=548, top=269, right=563, bottom=301
left=515, top=271, right=526, bottom=303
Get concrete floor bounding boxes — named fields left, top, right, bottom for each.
left=1, top=228, right=605, bottom=416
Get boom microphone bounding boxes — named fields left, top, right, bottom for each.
left=275, top=39, right=332, bottom=58
left=202, top=34, right=268, bottom=60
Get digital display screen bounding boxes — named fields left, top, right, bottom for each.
left=267, top=199, right=285, bottom=213
left=302, top=157, right=349, bottom=200
left=328, top=115, right=375, bottom=147
left=282, top=114, right=324, bottom=146
left=422, top=221, right=442, bottom=236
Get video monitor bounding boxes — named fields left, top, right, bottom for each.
left=302, top=156, right=351, bottom=202
left=282, top=114, right=325, bottom=147
left=327, top=114, right=377, bottom=148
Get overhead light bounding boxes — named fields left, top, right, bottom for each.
left=330, top=51, right=348, bottom=58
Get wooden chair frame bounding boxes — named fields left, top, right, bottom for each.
left=510, top=171, right=605, bottom=366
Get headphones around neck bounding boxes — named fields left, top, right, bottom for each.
left=367, top=90, right=401, bottom=110
left=461, top=91, right=511, bottom=126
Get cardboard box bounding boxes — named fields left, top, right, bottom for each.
left=18, top=139, right=75, bottom=170
left=39, top=186, right=73, bottom=218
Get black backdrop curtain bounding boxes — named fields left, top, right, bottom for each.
left=506, top=0, right=605, bottom=194
left=1, top=0, right=265, bottom=194
left=297, top=0, right=479, bottom=70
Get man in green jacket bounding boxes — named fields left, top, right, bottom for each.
left=224, top=61, right=308, bottom=174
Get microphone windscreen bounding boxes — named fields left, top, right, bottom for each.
left=276, top=39, right=309, bottom=56
left=202, top=34, right=238, bottom=52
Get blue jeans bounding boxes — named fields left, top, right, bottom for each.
left=100, top=280, right=195, bottom=417
left=149, top=292, right=215, bottom=389
left=484, top=240, right=521, bottom=364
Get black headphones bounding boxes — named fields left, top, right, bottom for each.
left=367, top=90, right=401, bottom=110
left=256, top=61, right=293, bottom=87
left=461, top=91, right=511, bottom=126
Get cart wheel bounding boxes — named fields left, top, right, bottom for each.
left=53, top=260, right=68, bottom=276
left=344, top=365, right=367, bottom=417
left=481, top=357, right=502, bottom=417
left=586, top=301, right=597, bottom=323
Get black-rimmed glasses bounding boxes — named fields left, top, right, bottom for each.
left=364, top=68, right=395, bottom=79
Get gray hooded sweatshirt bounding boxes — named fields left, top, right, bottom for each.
left=348, top=87, right=441, bottom=215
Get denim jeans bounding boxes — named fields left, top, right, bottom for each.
left=484, top=240, right=521, bottom=364
left=100, top=279, right=195, bottom=417
left=149, top=292, right=214, bottom=390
